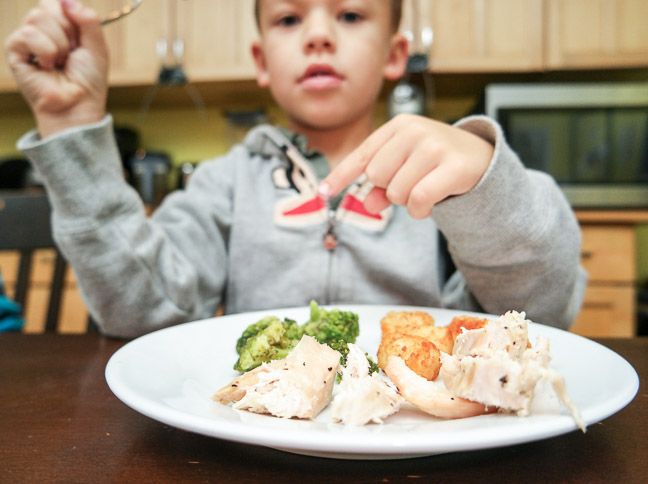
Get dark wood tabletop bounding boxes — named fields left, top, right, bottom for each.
left=0, top=333, right=646, bottom=483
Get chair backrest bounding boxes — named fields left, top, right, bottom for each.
left=0, top=191, right=67, bottom=331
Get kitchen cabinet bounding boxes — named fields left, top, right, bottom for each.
left=545, top=0, right=648, bottom=69
left=0, top=0, right=258, bottom=91
left=402, top=0, right=544, bottom=72
left=0, top=249, right=89, bottom=333
left=102, top=0, right=259, bottom=85
left=401, top=0, right=648, bottom=73
left=1, top=0, right=647, bottom=90
left=176, top=0, right=258, bottom=82
left=87, top=0, right=165, bottom=86
left=570, top=211, right=648, bottom=338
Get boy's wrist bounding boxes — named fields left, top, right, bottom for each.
left=36, top=109, right=106, bottom=139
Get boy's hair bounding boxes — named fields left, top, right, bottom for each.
left=254, top=0, right=403, bottom=33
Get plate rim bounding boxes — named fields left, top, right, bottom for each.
left=104, top=304, right=640, bottom=459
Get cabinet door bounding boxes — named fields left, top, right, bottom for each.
left=177, top=0, right=258, bottom=82
left=546, top=0, right=648, bottom=69
left=85, top=0, right=165, bottom=85
left=407, top=0, right=543, bottom=72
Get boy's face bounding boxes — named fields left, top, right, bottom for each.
left=252, top=0, right=407, bottom=132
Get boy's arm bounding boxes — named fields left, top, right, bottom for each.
left=18, top=117, right=231, bottom=338
left=323, top=114, right=586, bottom=329
left=435, top=116, right=587, bottom=329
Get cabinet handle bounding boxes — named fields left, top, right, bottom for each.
left=581, top=251, right=593, bottom=259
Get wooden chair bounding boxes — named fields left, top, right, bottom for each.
left=0, top=190, right=75, bottom=332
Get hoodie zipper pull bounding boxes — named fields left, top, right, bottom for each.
left=323, top=210, right=337, bottom=251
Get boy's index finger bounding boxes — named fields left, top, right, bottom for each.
left=319, top=124, right=394, bottom=200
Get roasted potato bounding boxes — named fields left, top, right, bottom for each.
left=447, top=316, right=490, bottom=343
left=377, top=333, right=441, bottom=381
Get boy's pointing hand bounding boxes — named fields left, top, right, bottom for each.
left=319, top=114, right=494, bottom=219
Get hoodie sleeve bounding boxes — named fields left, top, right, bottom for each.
left=434, top=115, right=587, bottom=330
left=17, top=116, right=232, bottom=338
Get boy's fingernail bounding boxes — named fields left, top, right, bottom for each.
left=318, top=182, right=332, bottom=200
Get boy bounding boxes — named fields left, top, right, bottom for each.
left=4, top=0, right=586, bottom=338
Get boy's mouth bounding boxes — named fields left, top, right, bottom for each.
left=298, top=64, right=344, bottom=90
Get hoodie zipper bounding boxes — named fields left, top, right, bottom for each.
left=275, top=138, right=343, bottom=303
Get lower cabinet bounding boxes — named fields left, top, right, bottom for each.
left=570, top=218, right=643, bottom=338
left=571, top=285, right=635, bottom=337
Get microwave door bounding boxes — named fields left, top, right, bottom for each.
left=571, top=111, right=609, bottom=183
left=506, top=110, right=571, bottom=181
left=610, top=109, right=648, bottom=183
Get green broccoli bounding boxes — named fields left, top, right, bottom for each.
left=232, top=301, right=362, bottom=374
left=302, top=300, right=359, bottom=345
left=366, top=354, right=380, bottom=375
left=233, top=316, right=303, bottom=372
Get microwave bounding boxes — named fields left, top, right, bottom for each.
left=485, top=82, right=648, bottom=209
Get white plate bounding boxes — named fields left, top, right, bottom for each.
left=105, top=305, right=639, bottom=460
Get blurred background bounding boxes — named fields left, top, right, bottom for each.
left=1, top=0, right=647, bottom=337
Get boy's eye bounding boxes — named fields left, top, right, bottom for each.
left=278, top=15, right=300, bottom=27
left=339, top=11, right=363, bottom=24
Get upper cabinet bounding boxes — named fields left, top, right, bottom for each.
left=403, top=0, right=544, bottom=72
left=545, top=0, right=648, bottom=69
left=86, top=0, right=259, bottom=85
left=0, top=0, right=646, bottom=92
left=177, top=0, right=258, bottom=82
left=88, top=0, right=166, bottom=86
left=0, top=0, right=258, bottom=91
left=401, top=0, right=648, bottom=73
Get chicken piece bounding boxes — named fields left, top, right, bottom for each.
left=213, top=335, right=340, bottom=419
left=377, top=333, right=442, bottom=381
left=452, top=310, right=529, bottom=360
left=329, top=344, right=402, bottom=425
left=383, top=356, right=493, bottom=419
left=212, top=358, right=286, bottom=403
left=440, top=311, right=585, bottom=432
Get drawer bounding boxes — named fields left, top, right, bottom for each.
left=570, top=284, right=636, bottom=338
left=580, top=225, right=635, bottom=283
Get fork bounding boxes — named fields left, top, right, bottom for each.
left=100, top=0, right=143, bottom=25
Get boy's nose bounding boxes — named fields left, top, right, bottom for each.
left=303, top=12, right=336, bottom=53
left=305, top=34, right=335, bottom=53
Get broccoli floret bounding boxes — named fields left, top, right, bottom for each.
left=327, top=339, right=350, bottom=366
left=366, top=354, right=380, bottom=375
left=233, top=316, right=303, bottom=372
left=302, top=300, right=359, bottom=345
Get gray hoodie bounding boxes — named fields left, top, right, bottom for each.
left=17, top=115, right=587, bottom=338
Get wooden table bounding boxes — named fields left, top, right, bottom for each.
left=1, top=334, right=646, bottom=483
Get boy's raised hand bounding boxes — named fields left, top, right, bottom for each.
left=4, top=0, right=109, bottom=138
left=319, top=114, right=494, bottom=219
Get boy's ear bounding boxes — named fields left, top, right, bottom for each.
left=383, top=34, right=409, bottom=81
left=251, top=41, right=270, bottom=87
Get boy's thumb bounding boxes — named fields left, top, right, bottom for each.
left=60, top=0, right=107, bottom=56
